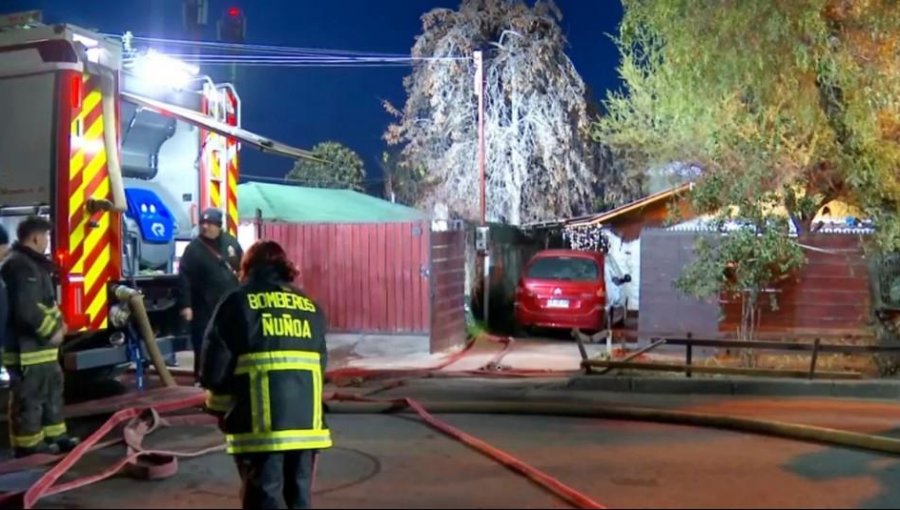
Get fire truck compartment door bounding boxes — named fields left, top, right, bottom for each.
left=120, top=91, right=320, bottom=161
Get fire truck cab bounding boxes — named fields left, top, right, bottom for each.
left=0, top=12, right=312, bottom=385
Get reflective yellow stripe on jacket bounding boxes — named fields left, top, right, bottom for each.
left=233, top=351, right=322, bottom=374
left=36, top=303, right=62, bottom=339
left=226, top=350, right=331, bottom=454
left=226, top=429, right=333, bottom=454
left=3, top=348, right=59, bottom=367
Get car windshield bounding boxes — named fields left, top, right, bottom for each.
left=527, top=256, right=599, bottom=281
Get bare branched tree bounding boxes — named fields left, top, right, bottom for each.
left=385, top=0, right=599, bottom=225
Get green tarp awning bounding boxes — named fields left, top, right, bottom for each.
left=238, top=181, right=426, bottom=224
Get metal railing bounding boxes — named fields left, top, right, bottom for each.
left=576, top=332, right=900, bottom=380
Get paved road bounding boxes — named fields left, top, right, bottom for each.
left=15, top=384, right=900, bottom=510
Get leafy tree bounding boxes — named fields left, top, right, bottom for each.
left=381, top=149, right=425, bottom=205
left=385, top=0, right=611, bottom=225
left=286, top=141, right=366, bottom=191
left=596, top=0, right=900, bottom=344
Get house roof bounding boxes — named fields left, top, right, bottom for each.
left=238, top=182, right=427, bottom=224
left=568, top=183, right=694, bottom=228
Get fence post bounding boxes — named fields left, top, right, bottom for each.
left=685, top=332, right=693, bottom=378
left=808, top=337, right=821, bottom=380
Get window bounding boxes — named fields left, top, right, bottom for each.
left=527, top=257, right=599, bottom=281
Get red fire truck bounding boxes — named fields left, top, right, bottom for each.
left=0, top=12, right=313, bottom=386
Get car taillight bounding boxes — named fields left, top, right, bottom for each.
left=580, top=288, right=606, bottom=300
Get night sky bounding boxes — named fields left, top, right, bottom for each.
left=5, top=0, right=623, bottom=194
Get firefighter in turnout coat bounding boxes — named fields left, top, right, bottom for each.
left=0, top=217, right=79, bottom=458
left=200, top=240, right=331, bottom=509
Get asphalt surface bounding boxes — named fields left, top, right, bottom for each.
left=25, top=413, right=900, bottom=509
left=0, top=378, right=898, bottom=509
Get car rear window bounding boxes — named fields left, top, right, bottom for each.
left=527, top=256, right=599, bottom=281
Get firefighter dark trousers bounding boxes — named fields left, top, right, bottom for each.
left=234, top=450, right=318, bottom=510
left=7, top=361, right=67, bottom=449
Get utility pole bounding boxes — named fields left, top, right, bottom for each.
left=474, top=50, right=486, bottom=225
left=474, top=50, right=490, bottom=329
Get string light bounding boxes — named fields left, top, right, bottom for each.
left=562, top=223, right=609, bottom=252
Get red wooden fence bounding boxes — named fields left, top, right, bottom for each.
left=261, top=221, right=431, bottom=334
left=720, top=234, right=871, bottom=336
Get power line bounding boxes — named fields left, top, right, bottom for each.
left=108, top=33, right=469, bottom=63
left=121, top=53, right=466, bottom=69
left=136, top=54, right=421, bottom=61
left=122, top=55, right=444, bottom=67
left=123, top=59, right=417, bottom=68
left=125, top=35, right=409, bottom=58
left=187, top=62, right=415, bottom=68
left=127, top=53, right=462, bottom=62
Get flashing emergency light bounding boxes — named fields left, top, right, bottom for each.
left=130, top=49, right=199, bottom=89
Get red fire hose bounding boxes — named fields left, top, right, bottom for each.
left=0, top=337, right=602, bottom=510
left=0, top=390, right=605, bottom=510
left=325, top=335, right=575, bottom=385
left=6, top=343, right=900, bottom=510
left=7, top=333, right=900, bottom=509
left=331, top=391, right=606, bottom=509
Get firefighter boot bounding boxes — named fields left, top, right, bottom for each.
left=14, top=441, right=60, bottom=459
left=50, top=436, right=81, bottom=453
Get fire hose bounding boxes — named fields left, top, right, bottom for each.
left=6, top=337, right=900, bottom=509
left=324, top=335, right=566, bottom=385
left=7, top=387, right=900, bottom=510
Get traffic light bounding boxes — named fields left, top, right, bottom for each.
left=218, top=7, right=246, bottom=43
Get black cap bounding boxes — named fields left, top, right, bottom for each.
left=0, top=224, right=8, bottom=246
left=200, top=208, right=224, bottom=227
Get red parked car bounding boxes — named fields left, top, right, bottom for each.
left=514, top=249, right=608, bottom=333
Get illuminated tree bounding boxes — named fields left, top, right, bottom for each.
left=385, top=0, right=603, bottom=225
left=597, top=0, right=900, bottom=344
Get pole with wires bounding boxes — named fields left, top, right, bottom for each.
left=474, top=50, right=486, bottom=225
left=473, top=50, right=490, bottom=329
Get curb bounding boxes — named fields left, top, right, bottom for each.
left=563, top=376, right=900, bottom=399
